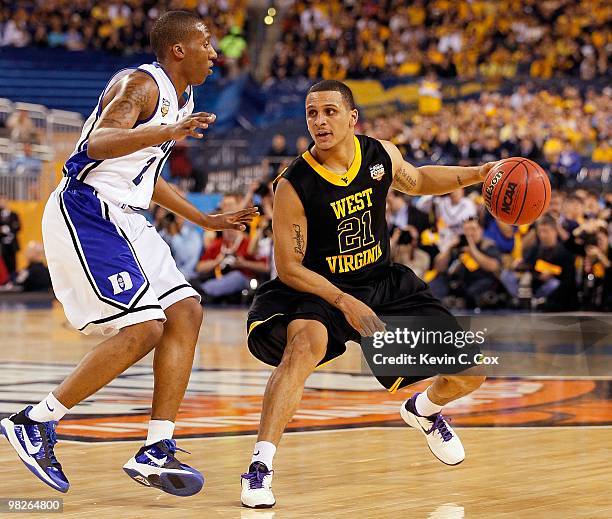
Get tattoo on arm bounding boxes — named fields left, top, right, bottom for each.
left=392, top=165, right=418, bottom=194
left=457, top=175, right=463, bottom=186
left=99, top=77, right=152, bottom=129
left=292, top=223, right=305, bottom=256
left=334, top=293, right=344, bottom=306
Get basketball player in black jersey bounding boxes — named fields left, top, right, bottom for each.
left=240, top=80, right=498, bottom=508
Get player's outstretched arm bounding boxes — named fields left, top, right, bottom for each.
left=380, top=140, right=498, bottom=196
left=87, top=70, right=215, bottom=160
left=153, top=177, right=258, bottom=231
left=274, top=179, right=385, bottom=336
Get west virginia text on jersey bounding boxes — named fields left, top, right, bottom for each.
left=281, top=135, right=393, bottom=286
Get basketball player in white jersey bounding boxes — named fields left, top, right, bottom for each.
left=0, top=11, right=256, bottom=496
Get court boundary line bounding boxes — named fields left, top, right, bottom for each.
left=59, top=424, right=612, bottom=445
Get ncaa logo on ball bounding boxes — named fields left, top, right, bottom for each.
left=501, top=182, right=518, bottom=214
left=484, top=169, right=504, bottom=210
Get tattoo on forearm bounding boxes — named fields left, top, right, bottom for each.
left=292, top=224, right=305, bottom=256
left=334, top=293, right=344, bottom=306
left=392, top=165, right=418, bottom=193
left=457, top=175, right=463, bottom=186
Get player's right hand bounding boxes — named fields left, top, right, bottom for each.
left=336, top=293, right=386, bottom=337
left=169, top=112, right=216, bottom=140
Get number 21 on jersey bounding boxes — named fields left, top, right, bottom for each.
left=337, top=210, right=375, bottom=253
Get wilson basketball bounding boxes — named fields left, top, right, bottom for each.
left=482, top=157, right=551, bottom=225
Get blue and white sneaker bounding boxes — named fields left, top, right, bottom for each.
left=241, top=461, right=275, bottom=508
left=123, top=439, right=204, bottom=497
left=400, top=393, right=465, bottom=466
left=0, top=406, right=69, bottom=493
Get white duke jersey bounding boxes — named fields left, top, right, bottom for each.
left=63, top=62, right=194, bottom=209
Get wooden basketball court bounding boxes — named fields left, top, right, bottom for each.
left=0, top=303, right=610, bottom=518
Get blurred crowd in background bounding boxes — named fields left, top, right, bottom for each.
left=364, top=83, right=611, bottom=182
left=0, top=0, right=248, bottom=76
left=270, top=0, right=610, bottom=81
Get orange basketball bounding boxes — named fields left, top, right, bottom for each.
left=482, top=157, right=551, bottom=225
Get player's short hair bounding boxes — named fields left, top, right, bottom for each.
left=307, top=80, right=356, bottom=110
left=150, top=11, right=203, bottom=59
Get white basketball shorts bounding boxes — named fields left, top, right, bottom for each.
left=42, top=177, right=200, bottom=335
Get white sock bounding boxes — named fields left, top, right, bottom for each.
left=27, top=392, right=70, bottom=423
left=415, top=389, right=444, bottom=417
left=145, top=420, right=175, bottom=446
left=251, top=441, right=276, bottom=470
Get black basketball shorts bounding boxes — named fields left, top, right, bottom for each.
left=247, top=263, right=468, bottom=392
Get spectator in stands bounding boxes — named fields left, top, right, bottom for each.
left=1, top=7, right=30, bottom=47
left=583, top=190, right=603, bottom=220
left=580, top=226, right=611, bottom=310
left=560, top=194, right=583, bottom=234
left=265, top=134, right=289, bottom=180
left=501, top=215, right=577, bottom=311
left=156, top=208, right=202, bottom=280
left=390, top=225, right=430, bottom=280
left=387, top=191, right=429, bottom=235
left=218, top=26, right=247, bottom=78
left=416, top=188, right=477, bottom=250
left=194, top=228, right=269, bottom=301
left=6, top=110, right=38, bottom=144
left=431, top=217, right=502, bottom=309
left=9, top=143, right=42, bottom=177
left=484, top=219, right=519, bottom=259
left=557, top=141, right=582, bottom=178
left=0, top=194, right=20, bottom=279
left=13, top=241, right=51, bottom=292
left=296, top=135, right=310, bottom=155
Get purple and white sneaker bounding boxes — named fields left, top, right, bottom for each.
left=123, top=439, right=204, bottom=497
left=241, top=461, right=275, bottom=508
left=0, top=406, right=69, bottom=492
left=400, top=393, right=465, bottom=466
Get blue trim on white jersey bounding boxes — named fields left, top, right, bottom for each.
left=64, top=147, right=102, bottom=180
left=153, top=144, right=174, bottom=188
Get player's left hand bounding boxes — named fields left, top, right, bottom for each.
left=477, top=161, right=500, bottom=181
left=202, top=207, right=259, bottom=231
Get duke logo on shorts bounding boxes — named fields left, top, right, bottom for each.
left=109, top=272, right=133, bottom=295
left=42, top=62, right=200, bottom=336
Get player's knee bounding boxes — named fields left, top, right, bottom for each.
left=183, top=296, right=204, bottom=328
left=121, top=320, right=164, bottom=351
left=283, top=328, right=326, bottom=371
left=166, top=297, right=203, bottom=333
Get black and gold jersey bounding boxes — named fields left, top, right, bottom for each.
left=280, top=134, right=393, bottom=287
